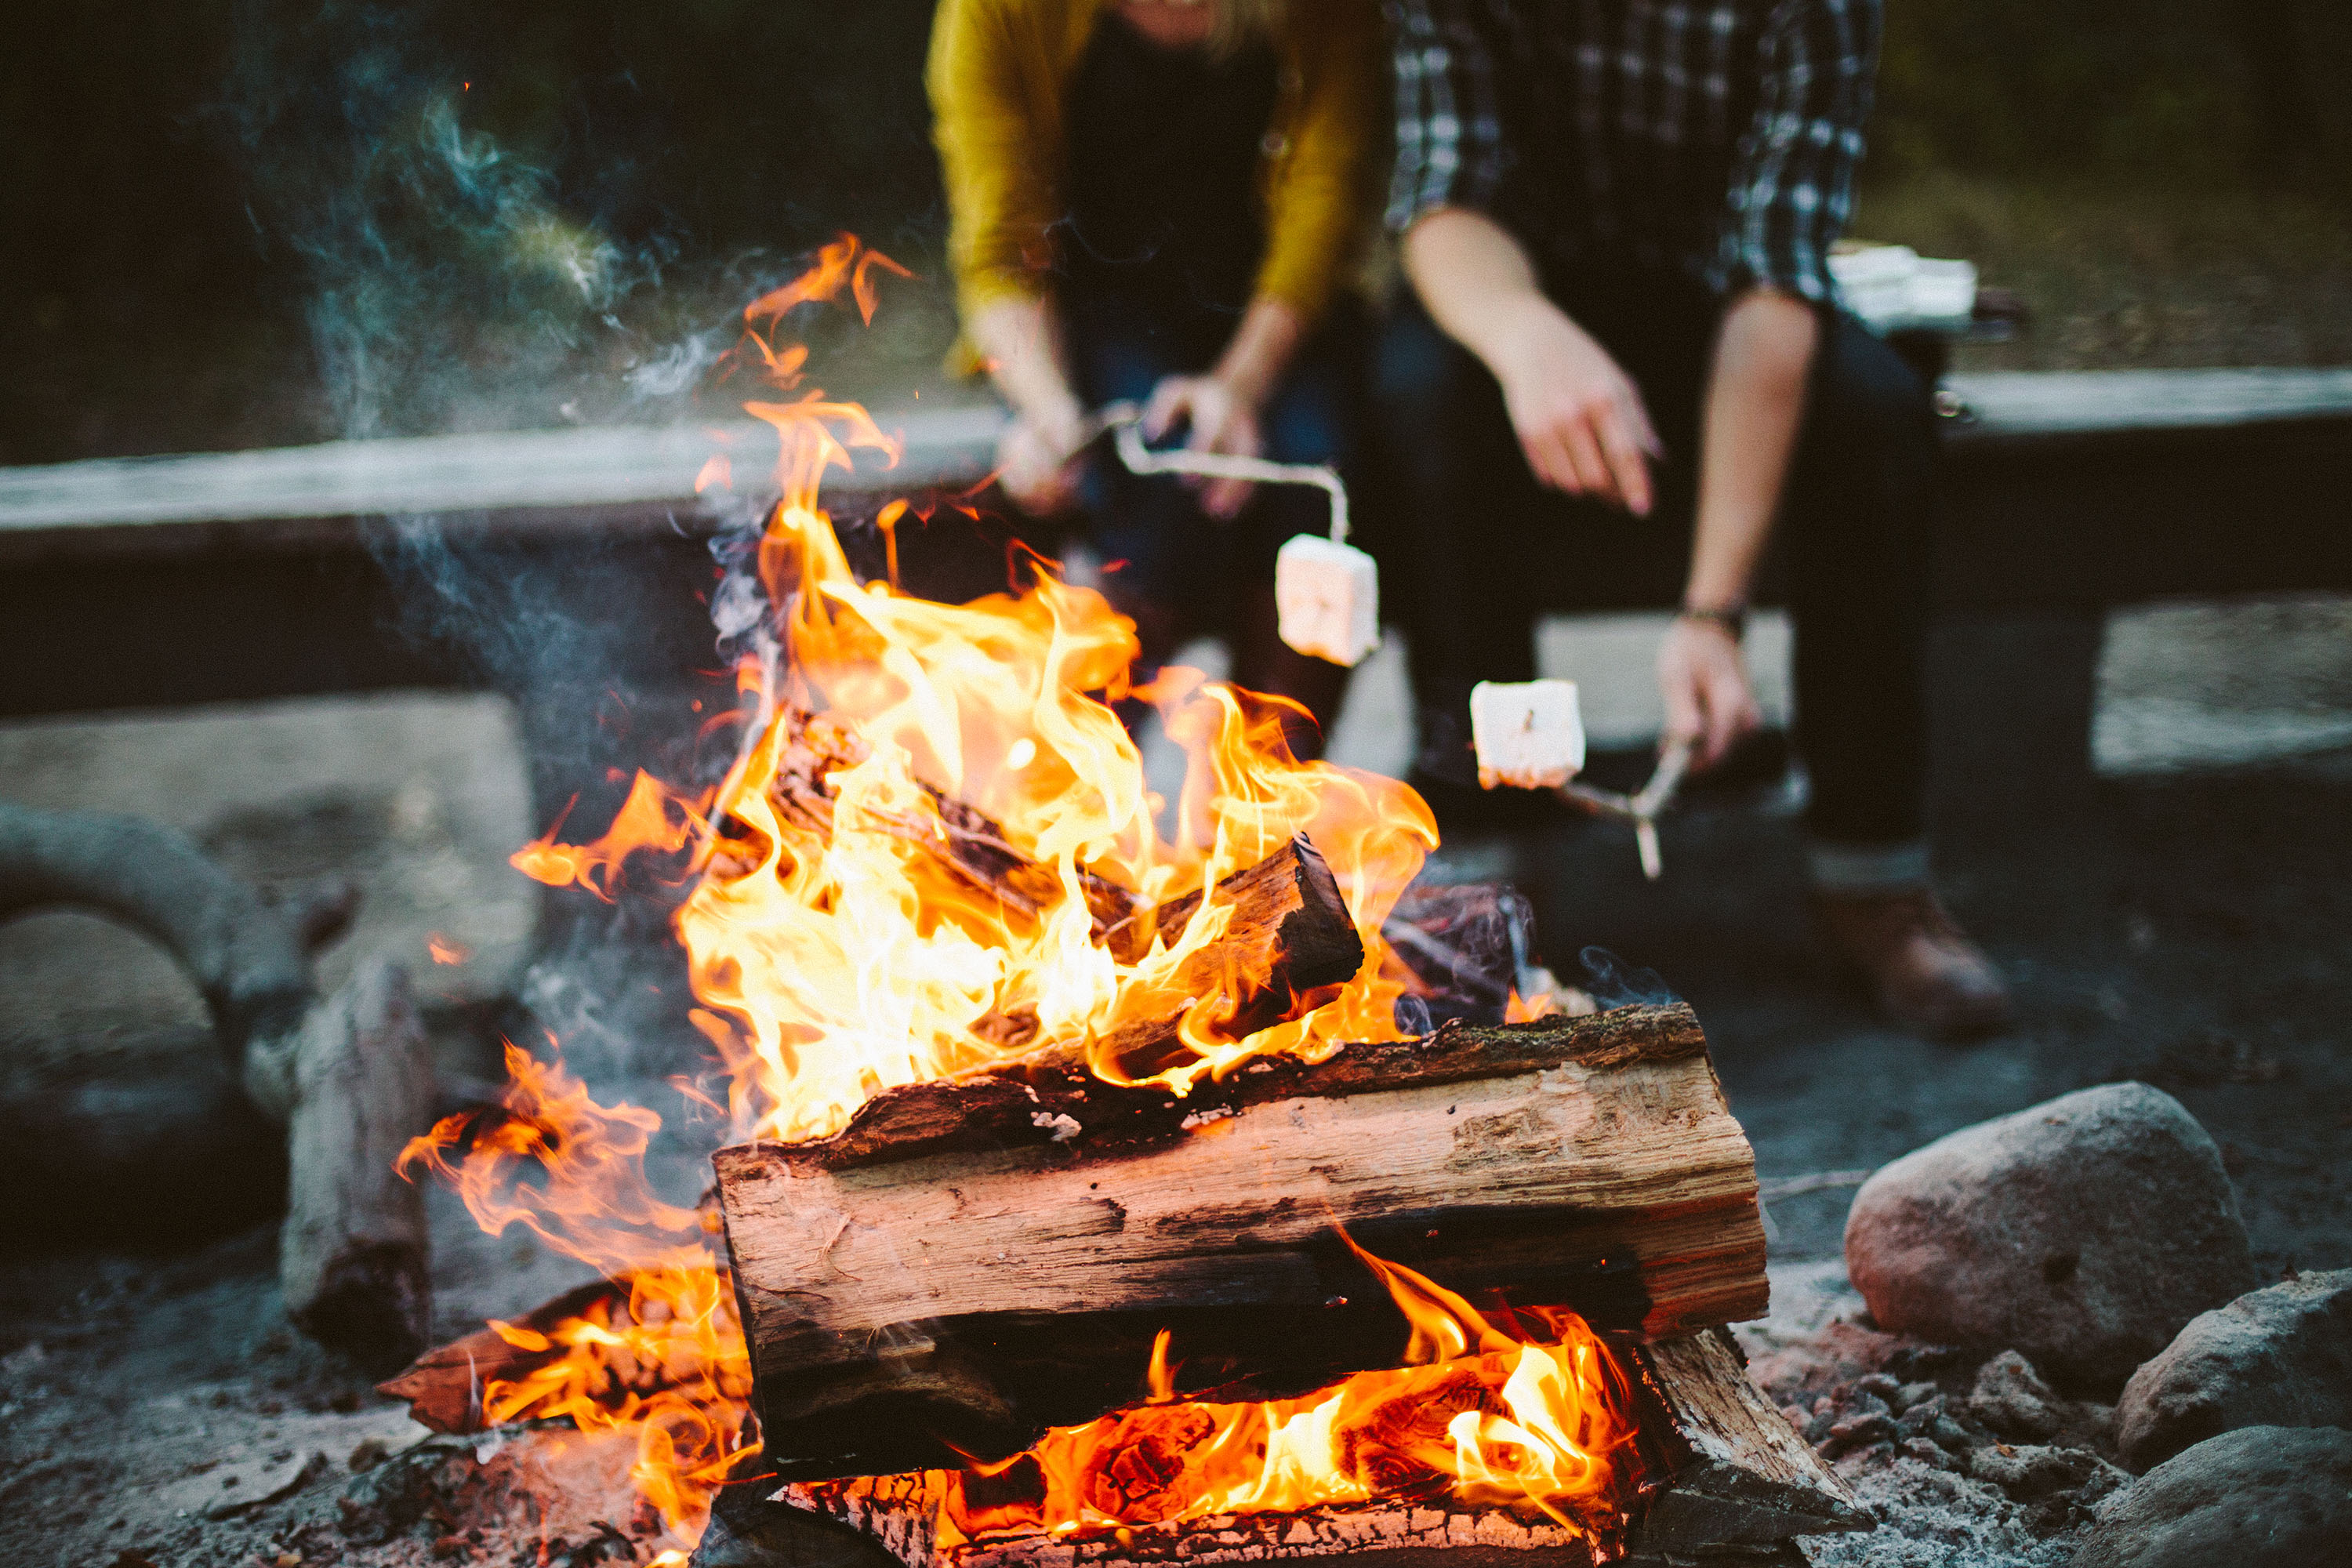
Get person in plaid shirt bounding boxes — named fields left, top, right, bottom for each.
left=1375, top=0, right=2009, bottom=1037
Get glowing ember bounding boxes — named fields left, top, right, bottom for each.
left=397, top=241, right=1624, bottom=1552
left=929, top=1236, right=1638, bottom=1549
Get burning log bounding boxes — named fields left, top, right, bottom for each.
left=760, top=707, right=1363, bottom=1067
left=714, top=1002, right=1767, bottom=1480
left=0, top=800, right=434, bottom=1370
left=763, top=709, right=1149, bottom=954
left=777, top=1478, right=1612, bottom=1568
left=742, top=1331, right=1862, bottom=1568
left=378, top=1279, right=626, bottom=1432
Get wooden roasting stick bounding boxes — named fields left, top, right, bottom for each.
left=760, top=1330, right=1864, bottom=1568
left=715, top=1002, right=1769, bottom=1481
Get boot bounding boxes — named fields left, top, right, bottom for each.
left=1811, top=887, right=2012, bottom=1040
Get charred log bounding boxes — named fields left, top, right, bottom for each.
left=736, top=1330, right=1865, bottom=1568
left=1624, top=1330, right=1871, bottom=1552
left=778, top=1475, right=1606, bottom=1568
left=761, top=709, right=1145, bottom=953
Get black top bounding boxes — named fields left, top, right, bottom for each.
left=1062, top=11, right=1279, bottom=324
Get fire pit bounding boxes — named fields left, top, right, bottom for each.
left=380, top=241, right=1865, bottom=1566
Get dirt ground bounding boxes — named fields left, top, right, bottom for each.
left=2, top=598, right=2348, bottom=1567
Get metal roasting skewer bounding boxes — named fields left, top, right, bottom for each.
left=1075, top=401, right=1354, bottom=543
left=1553, top=739, right=1693, bottom=880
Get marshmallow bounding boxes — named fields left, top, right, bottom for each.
left=1470, top=680, right=1586, bottom=790
left=1274, top=534, right=1381, bottom=667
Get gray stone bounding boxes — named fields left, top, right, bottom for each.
left=2117, top=1268, right=2352, bottom=1470
left=1964, top=1441, right=2122, bottom=1504
left=2073, top=1425, right=2352, bottom=1567
left=1969, top=1349, right=2064, bottom=1440
left=1844, top=1083, right=2258, bottom=1391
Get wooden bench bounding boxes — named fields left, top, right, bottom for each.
left=2, top=372, right=2346, bottom=835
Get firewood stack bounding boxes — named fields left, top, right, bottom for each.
left=695, top=754, right=1870, bottom=1566
left=380, top=733, right=1869, bottom=1564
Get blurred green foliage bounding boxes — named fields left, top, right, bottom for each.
left=2, top=1, right=2345, bottom=463
left=1871, top=0, right=2350, bottom=192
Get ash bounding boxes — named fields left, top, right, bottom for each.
left=1740, top=1262, right=2122, bottom=1568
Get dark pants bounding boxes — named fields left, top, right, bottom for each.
left=1065, top=297, right=1359, bottom=755
left=1370, top=267, right=1936, bottom=849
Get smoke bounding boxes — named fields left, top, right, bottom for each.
left=209, top=2, right=780, bottom=1102
left=217, top=1, right=701, bottom=437
left=1577, top=947, right=1679, bottom=1009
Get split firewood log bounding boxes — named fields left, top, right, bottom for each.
left=715, top=1002, right=1768, bottom=1480
left=1622, top=1331, right=1871, bottom=1551
left=0, top=800, right=433, bottom=1370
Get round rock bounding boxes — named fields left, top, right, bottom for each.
left=1844, top=1083, right=2257, bottom=1392
left=2118, top=1269, right=2352, bottom=1470
left=2072, top=1424, right=2352, bottom=1566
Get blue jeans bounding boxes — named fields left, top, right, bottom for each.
left=1371, top=267, right=1937, bottom=850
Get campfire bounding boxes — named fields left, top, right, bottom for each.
left=381, top=240, right=1866, bottom=1567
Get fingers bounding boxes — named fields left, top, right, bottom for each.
left=1141, top=377, right=1192, bottom=441
left=1659, top=656, right=1706, bottom=754
left=1202, top=477, right=1255, bottom=518
left=1595, top=403, right=1654, bottom=517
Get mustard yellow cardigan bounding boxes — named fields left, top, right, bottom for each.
left=927, top=0, right=1382, bottom=337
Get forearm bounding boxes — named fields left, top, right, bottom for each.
left=1686, top=288, right=1820, bottom=609
left=1210, top=297, right=1307, bottom=410
left=967, top=293, right=1082, bottom=428
left=1399, top=207, right=1566, bottom=373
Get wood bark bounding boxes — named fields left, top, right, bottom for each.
left=0, top=799, right=431, bottom=1367
left=715, top=1003, right=1766, bottom=1480
left=775, top=1474, right=1603, bottom=1568
left=1624, top=1330, right=1871, bottom=1553
left=280, top=957, right=437, bottom=1372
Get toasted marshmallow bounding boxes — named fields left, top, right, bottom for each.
left=1470, top=679, right=1586, bottom=790
left=1274, top=534, right=1381, bottom=667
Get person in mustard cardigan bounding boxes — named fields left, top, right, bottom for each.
left=927, top=0, right=1381, bottom=753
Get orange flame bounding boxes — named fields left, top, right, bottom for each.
left=405, top=241, right=1512, bottom=1551
left=930, top=1236, right=1637, bottom=1548
left=399, top=1048, right=753, bottom=1537
left=427, top=933, right=472, bottom=965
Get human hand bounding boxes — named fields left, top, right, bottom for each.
left=996, top=399, right=1087, bottom=517
left=1657, top=614, right=1761, bottom=771
left=1141, top=374, right=1264, bottom=518
left=1488, top=298, right=1661, bottom=515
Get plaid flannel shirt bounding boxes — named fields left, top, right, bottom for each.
left=1385, top=0, right=1880, bottom=303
